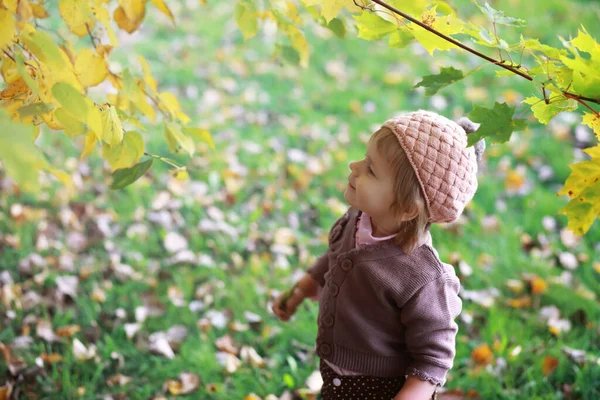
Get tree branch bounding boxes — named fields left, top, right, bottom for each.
left=369, top=0, right=532, bottom=80
left=367, top=0, right=600, bottom=105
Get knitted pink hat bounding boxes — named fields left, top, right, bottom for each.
left=382, top=110, right=485, bottom=224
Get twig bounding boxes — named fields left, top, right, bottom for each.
left=86, top=23, right=97, bottom=48
left=564, top=93, right=600, bottom=116
left=3, top=50, right=16, bottom=62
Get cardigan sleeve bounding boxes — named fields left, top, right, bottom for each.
left=306, top=252, right=329, bottom=288
left=400, top=273, right=462, bottom=386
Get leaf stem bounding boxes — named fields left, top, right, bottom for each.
left=143, top=152, right=182, bottom=168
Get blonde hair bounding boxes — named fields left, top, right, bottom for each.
left=370, top=127, right=430, bottom=254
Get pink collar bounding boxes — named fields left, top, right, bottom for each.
left=355, top=211, right=397, bottom=247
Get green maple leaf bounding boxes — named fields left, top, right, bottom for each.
left=522, top=96, right=578, bottom=124
left=473, top=1, right=525, bottom=27
left=414, top=67, right=464, bottom=96
left=353, top=11, right=397, bottom=40
left=466, top=102, right=527, bottom=146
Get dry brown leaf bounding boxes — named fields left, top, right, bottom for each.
left=36, top=320, right=61, bottom=343
left=240, top=346, right=266, bottom=367
left=508, top=296, right=532, bottom=308
left=0, top=343, right=27, bottom=376
left=471, top=344, right=493, bottom=366
left=215, top=334, right=238, bottom=355
left=41, top=353, right=63, bottom=364
left=0, top=385, right=12, bottom=400
left=179, top=372, right=201, bottom=394
left=106, top=374, right=133, bottom=387
left=56, top=324, right=81, bottom=337
left=542, top=356, right=559, bottom=376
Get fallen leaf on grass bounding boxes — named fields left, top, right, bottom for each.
left=542, top=356, right=559, bottom=375
left=215, top=334, right=239, bottom=355
left=106, top=374, right=133, bottom=387
left=240, top=346, right=266, bottom=367
left=215, top=352, right=242, bottom=374
left=72, top=338, right=97, bottom=361
left=163, top=372, right=201, bottom=395
left=36, top=320, right=61, bottom=343
left=0, top=343, right=27, bottom=376
left=56, top=324, right=80, bottom=337
left=41, top=353, right=63, bottom=364
left=471, top=344, right=494, bottom=366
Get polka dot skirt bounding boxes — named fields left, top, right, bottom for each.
left=319, top=359, right=406, bottom=400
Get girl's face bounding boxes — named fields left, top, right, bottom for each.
left=344, top=138, right=397, bottom=224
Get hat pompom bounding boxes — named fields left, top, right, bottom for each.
left=457, top=117, right=485, bottom=164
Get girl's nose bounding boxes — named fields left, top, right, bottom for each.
left=349, top=161, right=357, bottom=172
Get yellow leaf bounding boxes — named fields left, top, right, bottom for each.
left=183, top=127, right=215, bottom=149
left=101, top=105, right=124, bottom=145
left=58, top=0, right=95, bottom=38
left=287, top=24, right=310, bottom=68
left=173, top=167, right=189, bottom=181
left=16, top=0, right=33, bottom=20
left=302, top=0, right=356, bottom=23
left=149, top=0, right=174, bottom=23
left=92, top=3, right=118, bottom=46
left=75, top=48, right=108, bottom=88
left=20, top=26, right=81, bottom=91
left=118, top=0, right=145, bottom=22
left=55, top=107, right=86, bottom=136
left=114, top=0, right=145, bottom=33
left=0, top=77, right=29, bottom=99
left=557, top=156, right=600, bottom=199
left=102, top=130, right=144, bottom=171
left=138, top=55, right=158, bottom=96
left=582, top=113, right=600, bottom=139
left=4, top=0, right=18, bottom=13
left=234, top=0, right=258, bottom=40
left=81, top=131, right=97, bottom=159
left=1, top=55, right=18, bottom=84
left=165, top=122, right=194, bottom=156
left=408, top=6, right=464, bottom=55
left=167, top=380, right=183, bottom=395
left=41, top=109, right=65, bottom=130
left=158, top=91, right=187, bottom=121
left=46, top=165, right=73, bottom=189
left=0, top=9, right=16, bottom=51
left=30, top=3, right=49, bottom=18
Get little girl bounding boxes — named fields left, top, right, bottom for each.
left=272, top=110, right=485, bottom=400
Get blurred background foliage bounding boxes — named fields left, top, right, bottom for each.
left=1, top=0, right=600, bottom=399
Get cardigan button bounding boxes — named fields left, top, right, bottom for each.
left=322, top=314, right=334, bottom=327
left=329, top=283, right=339, bottom=296
left=320, top=343, right=332, bottom=356
left=341, top=259, right=353, bottom=271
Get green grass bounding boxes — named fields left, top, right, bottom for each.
left=2, top=1, right=600, bottom=399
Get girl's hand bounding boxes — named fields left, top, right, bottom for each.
left=272, top=283, right=306, bottom=321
